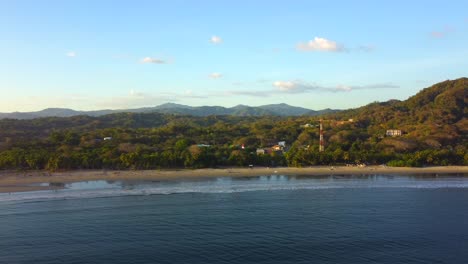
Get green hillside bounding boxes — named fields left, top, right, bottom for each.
left=0, top=78, right=466, bottom=170
left=325, top=77, right=467, bottom=148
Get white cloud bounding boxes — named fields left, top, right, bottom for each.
left=273, top=81, right=300, bottom=92
left=66, top=51, right=76, bottom=57
left=296, top=37, right=345, bottom=52
left=141, top=57, right=166, bottom=64
left=210, top=35, right=223, bottom=44
left=209, top=72, right=223, bottom=79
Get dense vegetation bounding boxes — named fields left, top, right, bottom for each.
left=0, top=78, right=466, bottom=171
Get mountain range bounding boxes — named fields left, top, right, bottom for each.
left=0, top=103, right=339, bottom=119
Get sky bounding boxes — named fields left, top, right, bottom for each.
left=0, top=0, right=467, bottom=112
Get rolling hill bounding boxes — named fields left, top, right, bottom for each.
left=324, top=77, right=467, bottom=149
left=0, top=103, right=339, bottom=119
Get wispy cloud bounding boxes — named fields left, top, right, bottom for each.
left=272, top=81, right=352, bottom=93
left=129, top=89, right=145, bottom=97
left=352, top=83, right=399, bottom=89
left=229, top=90, right=266, bottom=97
left=209, top=72, right=223, bottom=79
left=112, top=54, right=132, bottom=59
left=357, top=45, right=375, bottom=52
left=229, top=81, right=398, bottom=97
left=94, top=90, right=208, bottom=109
left=430, top=26, right=453, bottom=38
left=229, top=79, right=270, bottom=87
left=66, top=51, right=76, bottom=57
left=13, top=89, right=211, bottom=111
left=129, top=89, right=206, bottom=99
left=182, top=90, right=208, bottom=99
left=141, top=57, right=167, bottom=64
left=257, top=78, right=270, bottom=83
left=210, top=35, right=223, bottom=44
left=296, top=37, right=345, bottom=52
left=274, top=81, right=399, bottom=93
left=431, top=31, right=446, bottom=38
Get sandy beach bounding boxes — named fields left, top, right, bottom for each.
left=0, top=166, right=467, bottom=193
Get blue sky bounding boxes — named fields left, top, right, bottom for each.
left=0, top=0, right=467, bottom=112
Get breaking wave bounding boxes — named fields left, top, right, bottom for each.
left=1, top=174, right=467, bottom=204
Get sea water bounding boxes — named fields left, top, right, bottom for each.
left=1, top=174, right=467, bottom=263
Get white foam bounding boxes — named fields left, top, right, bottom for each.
left=1, top=176, right=467, bottom=204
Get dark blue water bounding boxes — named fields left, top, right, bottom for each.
left=1, top=175, right=468, bottom=263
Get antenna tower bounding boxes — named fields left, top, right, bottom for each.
left=319, top=119, right=324, bottom=152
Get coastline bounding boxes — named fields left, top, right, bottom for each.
left=0, top=166, right=467, bottom=193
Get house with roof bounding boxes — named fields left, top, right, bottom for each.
left=386, top=129, right=402, bottom=137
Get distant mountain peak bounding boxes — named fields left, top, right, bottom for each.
left=231, top=104, right=249, bottom=108
left=267, top=103, right=290, bottom=106
left=155, top=103, right=193, bottom=109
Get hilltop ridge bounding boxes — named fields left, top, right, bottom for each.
left=0, top=103, right=338, bottom=120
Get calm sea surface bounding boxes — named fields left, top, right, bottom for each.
left=1, top=174, right=467, bottom=264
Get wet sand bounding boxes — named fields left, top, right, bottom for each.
left=0, top=166, right=467, bottom=193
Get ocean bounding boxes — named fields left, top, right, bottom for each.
left=1, top=174, right=467, bottom=263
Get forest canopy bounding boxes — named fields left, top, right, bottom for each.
left=0, top=78, right=466, bottom=170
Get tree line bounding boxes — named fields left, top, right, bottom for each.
left=0, top=113, right=465, bottom=171
left=0, top=78, right=466, bottom=170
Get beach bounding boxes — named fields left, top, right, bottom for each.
left=0, top=166, right=467, bottom=193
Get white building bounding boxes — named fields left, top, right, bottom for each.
left=256, top=148, right=266, bottom=155
left=386, top=130, right=402, bottom=137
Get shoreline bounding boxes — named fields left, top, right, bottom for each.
left=0, top=166, right=467, bottom=193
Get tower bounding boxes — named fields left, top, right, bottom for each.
left=319, top=119, right=324, bottom=152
